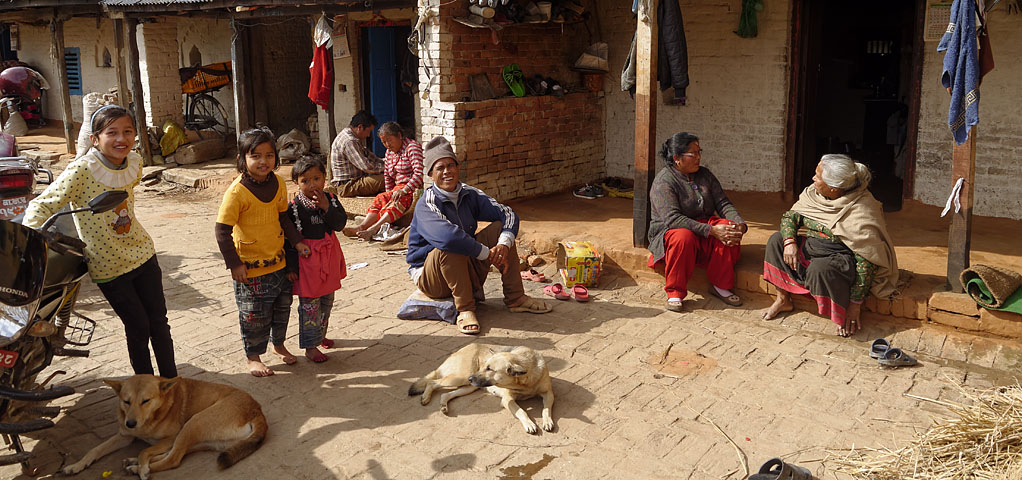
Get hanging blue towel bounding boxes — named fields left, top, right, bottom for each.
left=937, top=0, right=980, bottom=145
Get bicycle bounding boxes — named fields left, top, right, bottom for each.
left=179, top=61, right=232, bottom=138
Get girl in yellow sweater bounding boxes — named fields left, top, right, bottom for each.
left=24, top=105, right=177, bottom=378
left=215, top=127, right=309, bottom=377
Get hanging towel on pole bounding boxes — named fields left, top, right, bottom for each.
left=308, top=15, right=334, bottom=110
left=658, top=0, right=689, bottom=103
left=936, top=0, right=979, bottom=145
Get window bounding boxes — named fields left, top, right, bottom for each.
left=64, top=47, right=82, bottom=95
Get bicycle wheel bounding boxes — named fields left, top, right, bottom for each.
left=186, top=93, right=230, bottom=136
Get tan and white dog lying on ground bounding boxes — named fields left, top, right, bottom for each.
left=62, top=375, right=267, bottom=479
left=409, top=344, right=555, bottom=434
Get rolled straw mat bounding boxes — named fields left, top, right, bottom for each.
left=960, top=264, right=1022, bottom=314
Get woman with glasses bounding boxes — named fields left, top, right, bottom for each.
left=647, top=132, right=748, bottom=312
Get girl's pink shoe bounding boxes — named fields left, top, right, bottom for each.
left=572, top=285, right=590, bottom=302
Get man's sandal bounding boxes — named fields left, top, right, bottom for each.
left=456, top=311, right=480, bottom=335
left=508, top=296, right=552, bottom=314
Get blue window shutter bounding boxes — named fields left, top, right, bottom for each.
left=64, top=47, right=81, bottom=95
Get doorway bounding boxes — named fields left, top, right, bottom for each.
left=361, top=25, right=415, bottom=157
left=786, top=0, right=921, bottom=211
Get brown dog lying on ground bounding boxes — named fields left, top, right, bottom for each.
left=409, top=344, right=555, bottom=434
left=62, top=375, right=267, bottom=479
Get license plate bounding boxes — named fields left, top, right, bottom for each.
left=0, top=193, right=33, bottom=220
left=0, top=349, right=18, bottom=369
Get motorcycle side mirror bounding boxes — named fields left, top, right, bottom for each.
left=39, top=190, right=129, bottom=232
left=88, top=190, right=128, bottom=214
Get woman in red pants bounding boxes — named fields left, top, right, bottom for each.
left=647, top=132, right=748, bottom=312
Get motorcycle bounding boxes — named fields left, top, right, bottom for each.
left=0, top=134, right=53, bottom=222
left=0, top=190, right=127, bottom=475
left=0, top=66, right=49, bottom=135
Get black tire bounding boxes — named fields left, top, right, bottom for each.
left=186, top=93, right=230, bottom=136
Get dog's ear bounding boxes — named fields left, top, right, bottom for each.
left=103, top=379, right=123, bottom=394
left=506, top=364, right=528, bottom=376
left=159, top=376, right=181, bottom=393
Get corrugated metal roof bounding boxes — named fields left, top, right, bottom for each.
left=101, top=0, right=211, bottom=5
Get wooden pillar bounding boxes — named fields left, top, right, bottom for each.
left=946, top=126, right=976, bottom=292
left=49, top=19, right=76, bottom=155
left=230, top=18, right=252, bottom=132
left=632, top=0, right=658, bottom=248
left=113, top=19, right=130, bottom=109
left=126, top=18, right=153, bottom=165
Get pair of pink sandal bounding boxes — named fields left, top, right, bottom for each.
left=543, top=283, right=589, bottom=302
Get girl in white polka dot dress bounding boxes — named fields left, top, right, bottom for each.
left=24, top=105, right=177, bottom=378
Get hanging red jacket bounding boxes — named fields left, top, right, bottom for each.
left=308, top=15, right=333, bottom=109
left=308, top=44, right=332, bottom=109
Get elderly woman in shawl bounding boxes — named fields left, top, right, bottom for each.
left=761, top=154, right=898, bottom=336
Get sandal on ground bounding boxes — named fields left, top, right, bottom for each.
left=456, top=311, right=480, bottom=335
left=878, top=347, right=918, bottom=367
left=520, top=268, right=547, bottom=283
left=869, top=338, right=890, bottom=359
left=572, top=284, right=590, bottom=302
left=666, top=298, right=684, bottom=312
left=708, top=288, right=743, bottom=307
left=543, top=283, right=570, bottom=300
left=748, top=458, right=812, bottom=480
left=508, top=296, right=553, bottom=314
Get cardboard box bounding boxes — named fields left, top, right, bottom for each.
left=556, top=241, right=602, bottom=288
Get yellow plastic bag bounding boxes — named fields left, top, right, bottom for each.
left=159, top=120, right=189, bottom=156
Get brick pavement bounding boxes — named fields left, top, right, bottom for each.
left=3, top=187, right=1021, bottom=480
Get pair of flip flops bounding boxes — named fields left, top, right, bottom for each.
left=502, top=64, right=526, bottom=97
left=749, top=458, right=811, bottom=480
left=870, top=338, right=919, bottom=367
left=543, top=283, right=589, bottom=302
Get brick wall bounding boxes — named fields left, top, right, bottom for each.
left=177, top=17, right=235, bottom=131
left=139, top=18, right=183, bottom=126
left=416, top=0, right=606, bottom=200
left=16, top=18, right=121, bottom=122
left=599, top=0, right=791, bottom=191
left=913, top=7, right=1022, bottom=220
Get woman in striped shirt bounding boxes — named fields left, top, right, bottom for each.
left=343, top=122, right=423, bottom=240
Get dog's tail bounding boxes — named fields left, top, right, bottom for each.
left=217, top=413, right=268, bottom=470
left=408, top=370, right=439, bottom=396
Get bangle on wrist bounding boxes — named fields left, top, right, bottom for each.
left=783, top=238, right=796, bottom=246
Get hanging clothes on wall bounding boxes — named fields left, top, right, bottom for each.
left=308, top=15, right=334, bottom=110
left=658, top=0, right=689, bottom=104
left=620, top=0, right=689, bottom=104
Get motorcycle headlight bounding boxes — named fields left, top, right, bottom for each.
left=0, top=303, right=33, bottom=348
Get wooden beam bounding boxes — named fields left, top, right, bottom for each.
left=50, top=18, right=75, bottom=156
left=632, top=0, right=658, bottom=248
left=230, top=18, right=252, bottom=132
left=126, top=18, right=153, bottom=165
left=113, top=19, right=130, bottom=109
left=902, top=0, right=927, bottom=199
left=946, top=126, right=976, bottom=292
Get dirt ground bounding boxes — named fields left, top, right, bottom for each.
left=3, top=163, right=1022, bottom=479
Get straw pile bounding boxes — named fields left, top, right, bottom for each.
left=832, top=384, right=1022, bottom=480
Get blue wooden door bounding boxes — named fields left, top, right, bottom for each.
left=367, top=27, right=398, bottom=157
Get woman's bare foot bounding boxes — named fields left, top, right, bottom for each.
left=761, top=294, right=794, bottom=320
left=341, top=227, right=360, bottom=237
left=247, top=356, right=274, bottom=377
left=305, top=348, right=328, bottom=363
left=320, top=338, right=335, bottom=348
left=358, top=223, right=384, bottom=241
left=272, top=344, right=298, bottom=365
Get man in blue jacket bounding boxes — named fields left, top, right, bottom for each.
left=407, top=136, right=552, bottom=334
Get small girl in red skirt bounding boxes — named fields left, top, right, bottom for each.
left=286, top=157, right=347, bottom=362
